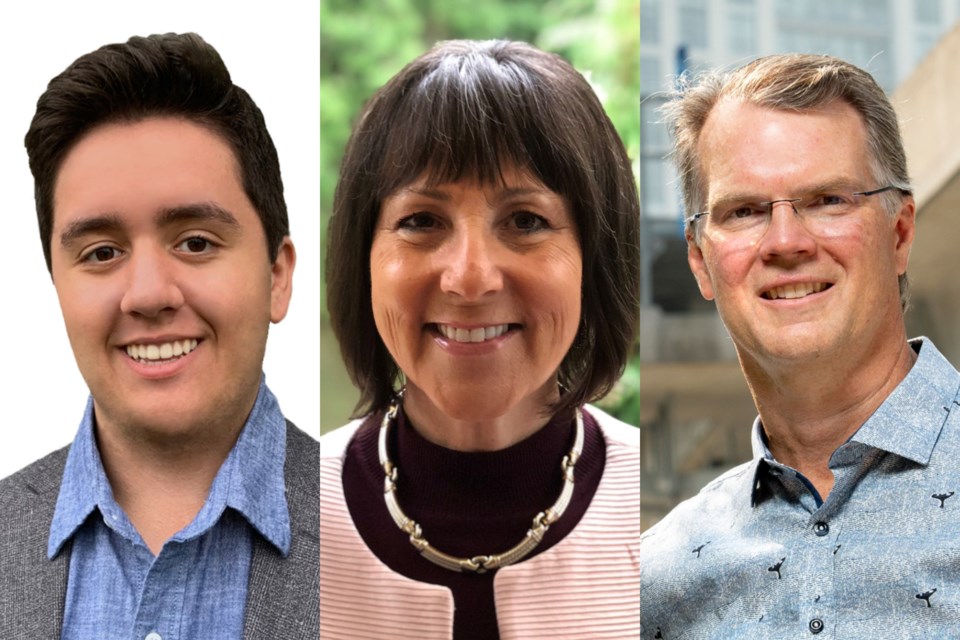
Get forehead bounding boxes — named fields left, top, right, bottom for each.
left=52, top=116, right=253, bottom=233
left=697, top=98, right=871, bottom=201
left=385, top=164, right=555, bottom=200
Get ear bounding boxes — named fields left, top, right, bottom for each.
left=892, top=195, right=915, bottom=276
left=269, top=237, right=296, bottom=323
left=686, top=228, right=716, bottom=300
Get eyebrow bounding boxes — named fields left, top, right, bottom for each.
left=59, top=202, right=241, bottom=248
left=59, top=214, right=123, bottom=248
left=709, top=179, right=862, bottom=209
left=156, top=202, right=241, bottom=228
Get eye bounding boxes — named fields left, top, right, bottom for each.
left=509, top=210, right=549, bottom=232
left=81, top=245, right=123, bottom=264
left=397, top=212, right=440, bottom=232
left=724, top=205, right=765, bottom=221
left=175, top=236, right=216, bottom=254
left=809, top=193, right=851, bottom=208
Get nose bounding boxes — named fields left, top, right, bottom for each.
left=119, top=246, right=185, bottom=317
left=439, top=227, right=503, bottom=300
left=758, top=200, right=817, bottom=262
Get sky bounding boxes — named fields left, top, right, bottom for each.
left=0, top=1, right=320, bottom=477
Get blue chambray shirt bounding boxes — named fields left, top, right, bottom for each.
left=49, top=380, right=291, bottom=640
left=641, top=339, right=960, bottom=639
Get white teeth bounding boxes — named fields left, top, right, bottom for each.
left=126, top=339, right=199, bottom=362
left=437, top=324, right=510, bottom=343
left=765, top=282, right=826, bottom=300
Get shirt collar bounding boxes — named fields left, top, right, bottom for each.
left=48, top=378, right=290, bottom=559
left=849, top=338, right=959, bottom=464
left=748, top=338, right=960, bottom=504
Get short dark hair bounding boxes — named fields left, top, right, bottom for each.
left=326, top=39, right=639, bottom=418
left=25, top=32, right=289, bottom=271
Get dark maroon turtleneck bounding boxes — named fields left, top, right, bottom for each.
left=341, top=407, right=606, bottom=640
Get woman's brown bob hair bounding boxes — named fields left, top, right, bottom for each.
left=326, top=39, right=639, bottom=419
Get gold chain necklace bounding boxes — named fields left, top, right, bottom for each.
left=378, top=399, right=584, bottom=574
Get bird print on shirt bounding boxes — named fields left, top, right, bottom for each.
left=692, top=542, right=710, bottom=558
left=768, top=557, right=785, bottom=580
left=917, top=589, right=937, bottom=607
left=932, top=492, right=954, bottom=508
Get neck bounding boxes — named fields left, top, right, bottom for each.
left=402, top=380, right=559, bottom=452
left=741, top=333, right=916, bottom=499
left=94, top=408, right=247, bottom=555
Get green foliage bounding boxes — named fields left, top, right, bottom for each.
left=320, top=0, right=640, bottom=428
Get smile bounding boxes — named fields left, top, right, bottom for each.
left=435, top=324, right=511, bottom=343
left=125, top=339, right=199, bottom=363
left=762, top=282, right=830, bottom=300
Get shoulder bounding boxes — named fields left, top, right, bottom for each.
left=319, top=418, right=367, bottom=464
left=584, top=404, right=639, bottom=450
left=0, top=448, right=69, bottom=611
left=283, top=421, right=319, bottom=490
left=285, top=419, right=319, bottom=464
left=282, top=420, right=319, bottom=518
left=642, top=459, right=757, bottom=550
left=0, top=446, right=69, bottom=514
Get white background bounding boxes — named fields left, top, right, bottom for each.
left=0, top=2, right=320, bottom=477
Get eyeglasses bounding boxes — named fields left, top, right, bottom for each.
left=686, top=185, right=908, bottom=240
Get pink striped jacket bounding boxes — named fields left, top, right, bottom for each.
left=319, top=407, right=640, bottom=639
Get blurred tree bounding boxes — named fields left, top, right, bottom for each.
left=320, top=0, right=640, bottom=431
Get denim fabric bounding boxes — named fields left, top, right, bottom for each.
left=49, top=380, right=290, bottom=640
left=641, top=339, right=960, bottom=639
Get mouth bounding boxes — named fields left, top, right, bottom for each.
left=762, top=282, right=832, bottom=301
left=124, top=338, right=200, bottom=364
left=433, top=323, right=515, bottom=343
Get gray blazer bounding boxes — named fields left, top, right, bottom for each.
left=0, top=421, right=319, bottom=639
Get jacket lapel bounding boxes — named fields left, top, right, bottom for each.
left=242, top=422, right=319, bottom=639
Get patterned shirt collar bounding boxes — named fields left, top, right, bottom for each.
left=48, top=378, right=290, bottom=559
left=749, top=338, right=960, bottom=504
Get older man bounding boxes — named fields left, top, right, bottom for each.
left=0, top=33, right=318, bottom=639
left=641, top=54, right=960, bottom=637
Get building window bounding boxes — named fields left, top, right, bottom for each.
left=728, top=0, right=757, bottom=55
left=678, top=0, right=709, bottom=49
left=915, top=0, right=940, bottom=23
left=641, top=0, right=660, bottom=44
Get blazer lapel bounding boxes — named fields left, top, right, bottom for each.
left=0, top=447, right=71, bottom=639
left=242, top=422, right=319, bottom=640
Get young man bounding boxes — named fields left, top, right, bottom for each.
left=641, top=54, right=960, bottom=637
left=0, top=33, right=318, bottom=639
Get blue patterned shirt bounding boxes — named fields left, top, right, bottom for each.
left=49, top=380, right=291, bottom=640
left=641, top=339, right=960, bottom=639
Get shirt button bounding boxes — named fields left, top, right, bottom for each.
left=145, top=632, right=162, bottom=640
left=814, top=522, right=829, bottom=536
left=809, top=618, right=824, bottom=634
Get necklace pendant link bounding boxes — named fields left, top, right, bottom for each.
left=469, top=555, right=493, bottom=574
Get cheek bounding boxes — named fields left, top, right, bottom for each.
left=370, top=241, right=426, bottom=360
left=54, top=274, right=121, bottom=342
left=185, top=262, right=272, bottom=323
left=705, top=244, right=756, bottom=300
left=529, top=243, right=582, bottom=347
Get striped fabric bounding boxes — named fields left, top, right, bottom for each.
left=319, top=407, right=640, bottom=639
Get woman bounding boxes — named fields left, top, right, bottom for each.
left=321, top=40, right=639, bottom=639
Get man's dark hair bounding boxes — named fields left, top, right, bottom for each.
left=25, top=32, right=289, bottom=271
left=326, top=39, right=640, bottom=418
